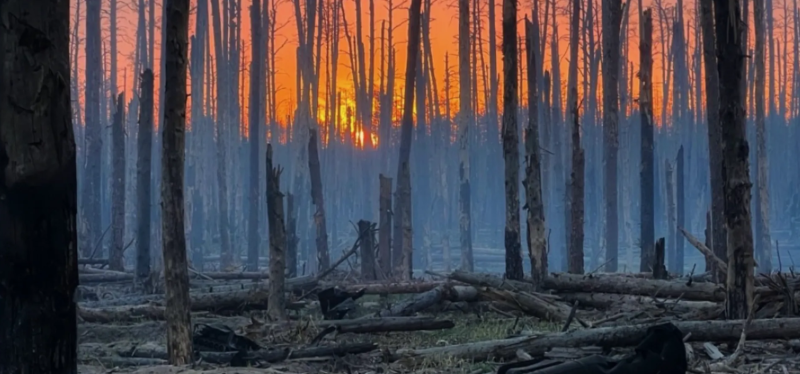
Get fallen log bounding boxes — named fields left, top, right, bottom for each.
left=393, top=318, right=800, bottom=362
left=192, top=272, right=270, bottom=280
left=478, top=288, right=570, bottom=323
left=199, top=342, right=378, bottom=365
left=329, top=281, right=445, bottom=295
left=79, top=258, right=109, bottom=266
left=449, top=270, right=540, bottom=293
left=311, top=317, right=454, bottom=343
left=80, top=273, right=134, bottom=283
left=557, top=292, right=720, bottom=314
left=372, top=283, right=478, bottom=317
left=543, top=273, right=727, bottom=301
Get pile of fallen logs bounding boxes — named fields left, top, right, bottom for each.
left=76, top=262, right=800, bottom=372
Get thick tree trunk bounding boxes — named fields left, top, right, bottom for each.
left=502, top=0, right=523, bottom=280
left=524, top=18, right=547, bottom=289
left=602, top=0, right=622, bottom=272
left=666, top=160, right=676, bottom=273
left=247, top=0, right=263, bottom=272
left=0, top=0, right=78, bottom=369
left=639, top=9, right=655, bottom=274
left=568, top=87, right=585, bottom=275
left=392, top=0, right=422, bottom=280
left=458, top=0, right=473, bottom=272
left=161, top=0, right=193, bottom=362
left=753, top=0, right=772, bottom=273
left=266, top=145, right=287, bottom=320
left=110, top=94, right=126, bottom=271
left=136, top=70, right=155, bottom=291
left=700, top=0, right=726, bottom=279
left=378, top=175, right=392, bottom=279
left=713, top=0, right=755, bottom=320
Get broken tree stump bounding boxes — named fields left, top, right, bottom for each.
left=653, top=238, right=667, bottom=279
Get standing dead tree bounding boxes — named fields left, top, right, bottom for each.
left=699, top=0, right=725, bottom=278
left=136, top=70, right=155, bottom=292
left=161, top=0, right=193, bottom=362
left=83, top=0, right=103, bottom=258
left=753, top=0, right=772, bottom=273
left=502, top=0, right=523, bottom=280
left=266, top=145, right=287, bottom=321
left=524, top=17, right=547, bottom=288
left=458, top=0, right=474, bottom=272
left=568, top=87, right=585, bottom=275
left=602, top=0, right=622, bottom=272
left=392, top=0, right=422, bottom=280
left=0, top=0, right=78, bottom=367
left=247, top=0, right=263, bottom=272
left=639, top=8, right=655, bottom=274
left=713, top=0, right=755, bottom=320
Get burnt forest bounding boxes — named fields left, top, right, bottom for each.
left=2, top=0, right=800, bottom=372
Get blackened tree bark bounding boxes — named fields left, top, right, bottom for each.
left=502, top=0, right=523, bottom=280
left=308, top=128, right=330, bottom=271
left=700, top=0, right=725, bottom=278
left=266, top=145, right=287, bottom=321
left=378, top=175, right=392, bottom=279
left=161, top=0, right=193, bottom=362
left=247, top=0, right=263, bottom=272
left=136, top=70, right=155, bottom=292
left=286, top=193, right=298, bottom=277
left=524, top=17, right=547, bottom=288
left=110, top=93, right=126, bottom=271
left=0, top=0, right=78, bottom=370
left=714, top=0, right=755, bottom=320
left=602, top=0, right=622, bottom=272
left=639, top=8, right=655, bottom=274
left=753, top=0, right=772, bottom=273
left=359, top=220, right=377, bottom=280
left=458, top=0, right=473, bottom=272
left=392, top=0, right=422, bottom=280
left=83, top=0, right=103, bottom=258
left=568, top=87, right=585, bottom=275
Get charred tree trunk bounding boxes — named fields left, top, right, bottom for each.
left=378, top=175, right=392, bottom=279
left=0, top=0, right=78, bottom=368
left=753, top=0, right=772, bottom=273
left=676, top=146, right=685, bottom=274
left=110, top=94, right=126, bottom=271
left=266, top=145, right=287, bottom=321
left=83, top=0, right=103, bottom=258
left=602, top=0, right=622, bottom=272
left=700, top=0, right=725, bottom=278
left=308, top=128, right=330, bottom=271
left=714, top=0, right=755, bottom=320
left=247, top=0, right=263, bottom=272
left=161, top=0, right=193, bottom=362
left=458, top=0, right=473, bottom=272
left=639, top=9, right=655, bottom=274
left=666, top=160, right=676, bottom=273
left=568, top=87, right=585, bottom=275
left=524, top=18, right=547, bottom=288
left=359, top=220, right=377, bottom=280
left=392, top=0, right=422, bottom=280
left=136, top=70, right=155, bottom=291
left=286, top=193, right=298, bottom=277
left=502, top=0, right=523, bottom=280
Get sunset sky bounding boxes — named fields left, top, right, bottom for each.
left=70, top=0, right=796, bottom=136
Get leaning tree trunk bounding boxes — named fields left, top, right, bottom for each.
left=753, top=0, right=772, bottom=273
left=136, top=70, right=155, bottom=292
left=602, top=0, right=622, bottom=272
left=524, top=18, right=547, bottom=288
left=458, top=0, right=474, bottom=272
left=502, top=0, right=523, bottom=280
left=700, top=0, right=725, bottom=279
left=0, top=0, right=78, bottom=369
left=110, top=93, right=127, bottom=271
left=392, top=0, right=422, bottom=280
left=714, top=0, right=755, bottom=320
left=266, top=145, right=287, bottom=321
left=161, top=0, right=193, bottom=363
left=639, top=8, right=655, bottom=274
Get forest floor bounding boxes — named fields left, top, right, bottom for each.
left=75, top=262, right=800, bottom=374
